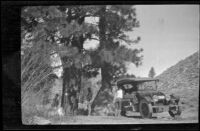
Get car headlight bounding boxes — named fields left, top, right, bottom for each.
left=158, top=95, right=165, bottom=99
left=153, top=95, right=159, bottom=102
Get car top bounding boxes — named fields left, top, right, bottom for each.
left=117, top=77, right=159, bottom=86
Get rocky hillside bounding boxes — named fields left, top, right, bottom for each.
left=156, top=51, right=199, bottom=111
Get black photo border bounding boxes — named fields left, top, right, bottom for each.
left=1, top=1, right=199, bottom=130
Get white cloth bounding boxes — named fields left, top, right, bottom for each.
left=116, top=89, right=123, bottom=98
left=57, top=107, right=64, bottom=116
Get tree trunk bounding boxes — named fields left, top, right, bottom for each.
left=61, top=67, right=70, bottom=114
left=99, top=6, right=112, bottom=91
left=101, top=62, right=111, bottom=91
left=99, top=6, right=109, bottom=91
left=61, top=36, right=84, bottom=115
left=61, top=66, right=81, bottom=115
left=61, top=68, right=66, bottom=108
left=99, top=6, right=106, bottom=50
left=91, top=6, right=112, bottom=112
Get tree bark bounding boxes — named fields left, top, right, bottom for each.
left=61, top=67, right=75, bottom=115
left=91, top=6, right=112, bottom=112
left=61, top=67, right=70, bottom=111
left=101, top=62, right=112, bottom=91
left=99, top=6, right=111, bottom=91
left=99, top=6, right=106, bottom=50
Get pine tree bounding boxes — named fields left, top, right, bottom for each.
left=88, top=5, right=143, bottom=110
left=21, top=6, right=101, bottom=115
left=21, top=5, right=144, bottom=115
left=148, top=67, right=156, bottom=78
left=83, top=5, right=143, bottom=91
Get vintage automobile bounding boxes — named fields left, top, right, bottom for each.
left=115, top=77, right=182, bottom=118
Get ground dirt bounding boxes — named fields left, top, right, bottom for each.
left=47, top=109, right=198, bottom=125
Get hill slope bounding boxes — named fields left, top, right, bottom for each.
left=156, top=51, right=199, bottom=114
left=157, top=52, right=199, bottom=90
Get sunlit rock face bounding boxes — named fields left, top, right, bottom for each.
left=157, top=51, right=199, bottom=91
left=50, top=52, right=63, bottom=78
left=50, top=78, right=63, bottom=98
left=85, top=16, right=99, bottom=25
left=48, top=52, right=63, bottom=109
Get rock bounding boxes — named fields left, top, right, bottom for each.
left=33, top=116, right=51, bottom=125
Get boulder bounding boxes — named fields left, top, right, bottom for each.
left=33, top=116, right=51, bottom=125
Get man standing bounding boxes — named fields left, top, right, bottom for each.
left=86, top=87, right=93, bottom=116
left=114, top=87, right=123, bottom=116
left=51, top=94, right=60, bottom=109
left=69, top=87, right=78, bottom=116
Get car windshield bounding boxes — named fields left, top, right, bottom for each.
left=121, top=84, right=137, bottom=94
left=123, top=84, right=133, bottom=89
left=137, top=81, right=157, bottom=91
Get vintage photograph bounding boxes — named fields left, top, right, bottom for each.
left=21, top=5, right=199, bottom=125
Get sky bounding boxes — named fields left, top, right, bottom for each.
left=53, top=5, right=199, bottom=78
left=126, top=5, right=199, bottom=77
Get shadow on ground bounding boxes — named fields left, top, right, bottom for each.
left=125, top=115, right=157, bottom=119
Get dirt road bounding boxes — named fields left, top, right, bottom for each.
left=51, top=110, right=198, bottom=124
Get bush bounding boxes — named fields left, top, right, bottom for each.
left=22, top=103, right=38, bottom=125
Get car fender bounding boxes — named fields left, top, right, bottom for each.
left=141, top=96, right=152, bottom=103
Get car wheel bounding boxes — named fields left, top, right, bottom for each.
left=169, top=105, right=182, bottom=118
left=139, top=99, right=153, bottom=118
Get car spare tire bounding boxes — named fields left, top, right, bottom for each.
left=139, top=99, right=153, bottom=118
